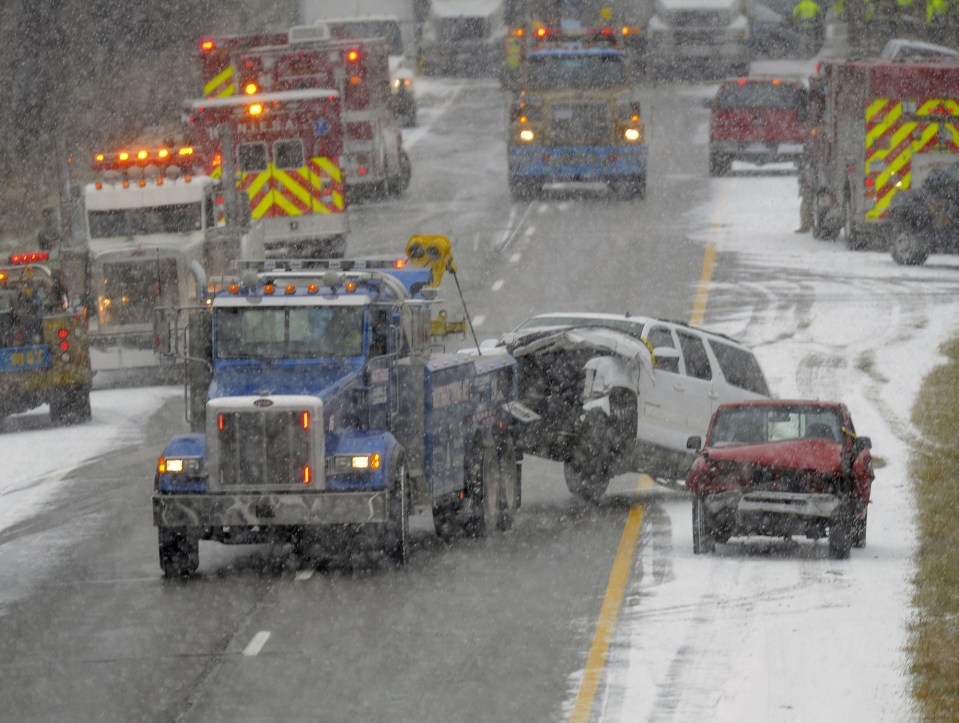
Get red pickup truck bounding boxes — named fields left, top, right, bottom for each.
left=709, top=77, right=809, bottom=176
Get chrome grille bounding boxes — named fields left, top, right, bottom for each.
left=548, top=103, right=611, bottom=145
left=217, top=410, right=311, bottom=487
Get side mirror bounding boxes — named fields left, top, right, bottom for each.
left=856, top=436, right=872, bottom=451
left=687, top=435, right=702, bottom=451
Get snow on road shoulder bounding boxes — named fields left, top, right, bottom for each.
left=604, top=173, right=959, bottom=721
left=0, top=386, right=180, bottom=534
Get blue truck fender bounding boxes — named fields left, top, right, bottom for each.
left=325, top=430, right=400, bottom=490
left=155, top=434, right=207, bottom=494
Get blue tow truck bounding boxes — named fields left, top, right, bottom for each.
left=506, top=24, right=648, bottom=201
left=152, top=236, right=524, bottom=576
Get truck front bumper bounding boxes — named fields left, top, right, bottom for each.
left=711, top=141, right=804, bottom=164
left=153, top=490, right=388, bottom=529
left=509, top=145, right=647, bottom=181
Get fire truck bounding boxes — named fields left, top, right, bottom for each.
left=808, top=58, right=959, bottom=249
left=198, top=26, right=411, bottom=201
left=78, top=143, right=212, bottom=373
left=187, top=88, right=349, bottom=260
left=506, top=24, right=647, bottom=201
left=152, top=237, right=522, bottom=576
left=0, top=252, right=92, bottom=425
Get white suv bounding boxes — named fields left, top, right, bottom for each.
left=499, top=313, right=770, bottom=500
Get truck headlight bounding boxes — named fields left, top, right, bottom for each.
left=519, top=129, right=535, bottom=142
left=158, top=457, right=204, bottom=475
left=624, top=128, right=642, bottom=142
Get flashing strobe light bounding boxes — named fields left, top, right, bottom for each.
left=303, top=466, right=312, bottom=484
left=347, top=48, right=360, bottom=62
left=178, top=146, right=194, bottom=156
left=137, top=150, right=148, bottom=160
left=625, top=128, right=640, bottom=141
left=520, top=129, right=535, bottom=142
left=285, top=284, right=296, bottom=295
left=157, top=148, right=169, bottom=159
left=10, top=251, right=49, bottom=264
left=95, top=153, right=105, bottom=162
left=244, top=83, right=258, bottom=95
left=393, top=258, right=407, bottom=269
left=200, top=39, right=215, bottom=52
left=249, top=103, right=264, bottom=116
left=301, top=411, right=310, bottom=429
left=536, top=26, right=547, bottom=38
left=118, top=151, right=130, bottom=161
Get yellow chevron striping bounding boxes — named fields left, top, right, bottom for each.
left=204, top=65, right=233, bottom=97
left=874, top=122, right=919, bottom=189
left=272, top=166, right=312, bottom=207
left=271, top=191, right=302, bottom=216
left=315, top=156, right=342, bottom=183
left=866, top=100, right=901, bottom=149
left=251, top=191, right=273, bottom=219
left=244, top=171, right=270, bottom=198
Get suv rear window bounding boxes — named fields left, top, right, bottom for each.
left=707, top=339, right=770, bottom=395
left=714, top=82, right=804, bottom=111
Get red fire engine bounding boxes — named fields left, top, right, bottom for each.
left=188, top=88, right=348, bottom=259
left=198, top=26, right=411, bottom=201
left=809, top=58, right=959, bottom=248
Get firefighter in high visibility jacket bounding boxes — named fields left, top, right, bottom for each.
left=793, top=0, right=825, bottom=54
left=926, top=0, right=948, bottom=43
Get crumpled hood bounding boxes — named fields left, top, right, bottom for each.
left=706, top=439, right=843, bottom=476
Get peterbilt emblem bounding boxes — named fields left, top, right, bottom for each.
left=253, top=399, right=273, bottom=407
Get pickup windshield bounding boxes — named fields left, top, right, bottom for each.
left=526, top=52, right=626, bottom=89
left=709, top=405, right=843, bottom=446
left=216, top=306, right=364, bottom=360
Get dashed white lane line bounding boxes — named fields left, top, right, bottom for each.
left=295, top=570, right=314, bottom=581
left=243, top=631, right=271, bottom=657
left=510, top=253, right=522, bottom=263
left=491, top=280, right=504, bottom=292
left=473, top=314, right=486, bottom=328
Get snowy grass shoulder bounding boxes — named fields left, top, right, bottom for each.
left=909, top=335, right=959, bottom=719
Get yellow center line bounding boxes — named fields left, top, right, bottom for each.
left=568, top=474, right=652, bottom=723
left=569, top=233, right=719, bottom=721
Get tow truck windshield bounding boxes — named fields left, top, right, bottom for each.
left=216, top=306, right=364, bottom=360
left=526, top=52, right=626, bottom=89
left=88, top=202, right=204, bottom=238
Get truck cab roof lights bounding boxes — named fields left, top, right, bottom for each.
left=263, top=284, right=275, bottom=295
left=284, top=284, right=296, bottom=295
left=307, top=284, right=319, bottom=294
left=10, top=252, right=49, bottom=264
left=344, top=281, right=358, bottom=293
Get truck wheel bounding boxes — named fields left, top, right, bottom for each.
left=50, top=386, right=91, bottom=426
left=564, top=461, right=610, bottom=502
left=385, top=452, right=412, bottom=566
left=388, top=150, right=412, bottom=197
left=692, top=495, right=716, bottom=554
left=844, top=198, right=868, bottom=250
left=496, top=438, right=519, bottom=532
left=828, top=501, right=854, bottom=559
left=158, top=527, right=200, bottom=577
left=709, top=152, right=731, bottom=177
left=564, top=410, right=613, bottom=502
left=890, top=226, right=929, bottom=266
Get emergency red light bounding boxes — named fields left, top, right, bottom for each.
left=347, top=48, right=360, bottom=62
left=536, top=27, right=547, bottom=38
left=737, top=78, right=747, bottom=85
left=59, top=340, right=69, bottom=352
left=301, top=411, right=310, bottom=429
left=600, top=26, right=612, bottom=35
left=157, top=148, right=169, bottom=159
left=118, top=151, right=130, bottom=161
left=865, top=177, right=875, bottom=187
left=57, top=328, right=69, bottom=339
left=10, top=252, right=49, bottom=264
left=349, top=75, right=361, bottom=86
left=137, top=150, right=148, bottom=160
left=772, top=79, right=781, bottom=85
left=0, top=272, right=6, bottom=282
left=200, top=39, right=215, bottom=52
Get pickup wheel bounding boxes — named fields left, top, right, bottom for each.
left=692, top=495, right=716, bottom=554
left=853, top=502, right=868, bottom=549
left=828, top=501, right=854, bottom=559
left=709, top=152, right=731, bottom=177
left=385, top=452, right=412, bottom=566
left=890, top=225, right=929, bottom=266
left=158, top=527, right=200, bottom=578
left=49, top=386, right=91, bottom=426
